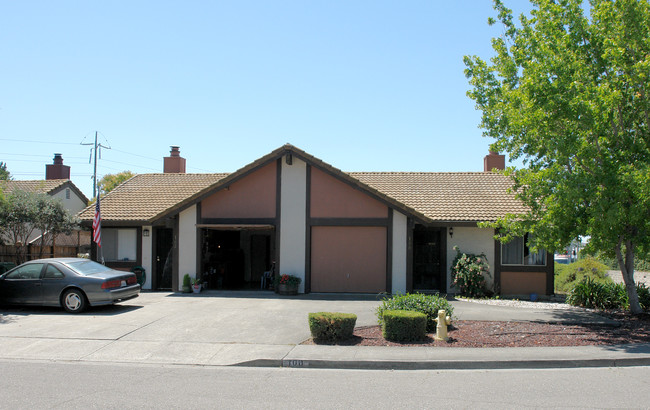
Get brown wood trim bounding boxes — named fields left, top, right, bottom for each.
left=199, top=218, right=277, bottom=225
left=196, top=204, right=202, bottom=281
left=386, top=208, right=393, bottom=293
left=275, top=158, right=282, bottom=276
left=305, top=164, right=312, bottom=293
left=440, top=226, right=447, bottom=294
left=172, top=216, right=179, bottom=292
left=494, top=238, right=501, bottom=295
left=546, top=251, right=554, bottom=295
left=406, top=217, right=414, bottom=293
left=308, top=218, right=389, bottom=227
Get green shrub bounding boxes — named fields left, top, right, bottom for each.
left=450, top=246, right=490, bottom=298
left=182, top=274, right=191, bottom=288
left=381, top=310, right=427, bottom=342
left=567, top=278, right=649, bottom=311
left=308, top=312, right=357, bottom=342
left=376, top=293, right=453, bottom=332
left=637, top=283, right=650, bottom=311
left=554, top=257, right=611, bottom=294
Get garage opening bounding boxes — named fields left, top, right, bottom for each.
left=199, top=226, right=275, bottom=290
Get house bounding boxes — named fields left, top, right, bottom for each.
left=78, top=144, right=553, bottom=296
left=1, top=154, right=89, bottom=215
left=0, top=154, right=91, bottom=260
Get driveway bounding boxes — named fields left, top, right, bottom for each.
left=0, top=291, right=618, bottom=366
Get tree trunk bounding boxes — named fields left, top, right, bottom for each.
left=615, top=238, right=643, bottom=315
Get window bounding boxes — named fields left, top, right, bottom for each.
left=6, top=264, right=44, bottom=279
left=103, top=228, right=137, bottom=262
left=501, top=234, right=546, bottom=266
left=66, top=188, right=71, bottom=199
left=44, top=264, right=65, bottom=279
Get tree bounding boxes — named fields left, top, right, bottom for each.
left=0, top=191, right=79, bottom=264
left=0, top=191, right=41, bottom=264
left=32, top=195, right=80, bottom=258
left=98, top=171, right=134, bottom=196
left=0, top=162, right=10, bottom=180
left=464, top=0, right=650, bottom=313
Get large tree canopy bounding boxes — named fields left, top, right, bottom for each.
left=465, top=0, right=650, bottom=313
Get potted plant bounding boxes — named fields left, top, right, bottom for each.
left=191, top=277, right=202, bottom=293
left=182, top=274, right=192, bottom=293
left=275, top=274, right=301, bottom=296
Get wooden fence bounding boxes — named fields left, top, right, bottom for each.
left=0, top=245, right=86, bottom=265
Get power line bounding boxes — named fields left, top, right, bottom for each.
left=0, top=138, right=80, bottom=145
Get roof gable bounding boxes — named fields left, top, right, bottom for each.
left=1, top=179, right=89, bottom=205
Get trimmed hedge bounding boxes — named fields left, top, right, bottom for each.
left=376, top=293, right=453, bottom=332
left=308, top=312, right=357, bottom=342
left=381, top=310, right=427, bottom=342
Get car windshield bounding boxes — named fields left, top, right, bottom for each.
left=66, top=260, right=112, bottom=275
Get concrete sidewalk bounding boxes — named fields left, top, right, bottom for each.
left=0, top=291, right=648, bottom=370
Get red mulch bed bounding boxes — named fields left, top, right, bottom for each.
left=303, top=312, right=650, bottom=348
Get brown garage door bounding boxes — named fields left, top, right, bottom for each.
left=311, top=226, right=386, bottom=293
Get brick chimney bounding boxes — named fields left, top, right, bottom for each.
left=484, top=151, right=505, bottom=172
left=45, top=153, right=71, bottom=180
left=163, top=146, right=186, bottom=173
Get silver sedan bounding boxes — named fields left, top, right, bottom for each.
left=0, top=258, right=140, bottom=313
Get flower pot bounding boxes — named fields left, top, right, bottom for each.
left=277, top=283, right=298, bottom=296
left=192, top=284, right=202, bottom=294
left=182, top=285, right=192, bottom=293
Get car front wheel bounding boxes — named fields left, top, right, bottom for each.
left=62, top=289, right=87, bottom=313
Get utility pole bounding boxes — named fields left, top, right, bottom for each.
left=81, top=131, right=111, bottom=198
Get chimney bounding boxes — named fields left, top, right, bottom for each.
left=163, top=146, right=186, bottom=173
left=45, top=153, right=71, bottom=180
left=484, top=151, right=505, bottom=172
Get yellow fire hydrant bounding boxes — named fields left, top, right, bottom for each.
left=434, top=309, right=452, bottom=341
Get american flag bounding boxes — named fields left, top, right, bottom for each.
left=92, top=197, right=102, bottom=247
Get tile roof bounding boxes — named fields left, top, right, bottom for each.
left=348, top=172, right=527, bottom=222
left=78, top=173, right=229, bottom=222
left=1, top=179, right=70, bottom=195
left=77, top=145, right=527, bottom=224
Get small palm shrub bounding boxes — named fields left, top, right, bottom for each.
left=376, top=293, right=453, bottom=332
left=567, top=277, right=649, bottom=311
left=450, top=246, right=490, bottom=298
left=381, top=310, right=427, bottom=342
left=308, top=312, right=357, bottom=342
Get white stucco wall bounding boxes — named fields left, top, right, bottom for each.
left=178, top=205, right=198, bottom=289
left=51, top=188, right=87, bottom=214
left=141, top=225, right=153, bottom=290
left=392, top=211, right=407, bottom=294
left=279, top=157, right=307, bottom=292
left=446, top=226, right=496, bottom=293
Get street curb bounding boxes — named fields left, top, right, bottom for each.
left=230, top=356, right=650, bottom=370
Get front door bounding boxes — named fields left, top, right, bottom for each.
left=154, top=228, right=174, bottom=290
left=412, top=226, right=446, bottom=293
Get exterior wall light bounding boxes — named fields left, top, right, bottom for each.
left=449, top=227, right=453, bottom=238
left=143, top=229, right=150, bottom=237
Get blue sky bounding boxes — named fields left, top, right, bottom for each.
left=1, top=1, right=533, bottom=198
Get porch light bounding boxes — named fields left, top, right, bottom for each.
left=449, top=227, right=453, bottom=238
left=143, top=228, right=150, bottom=237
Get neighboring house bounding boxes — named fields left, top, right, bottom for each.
left=78, top=145, right=553, bottom=296
left=0, top=154, right=90, bottom=257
